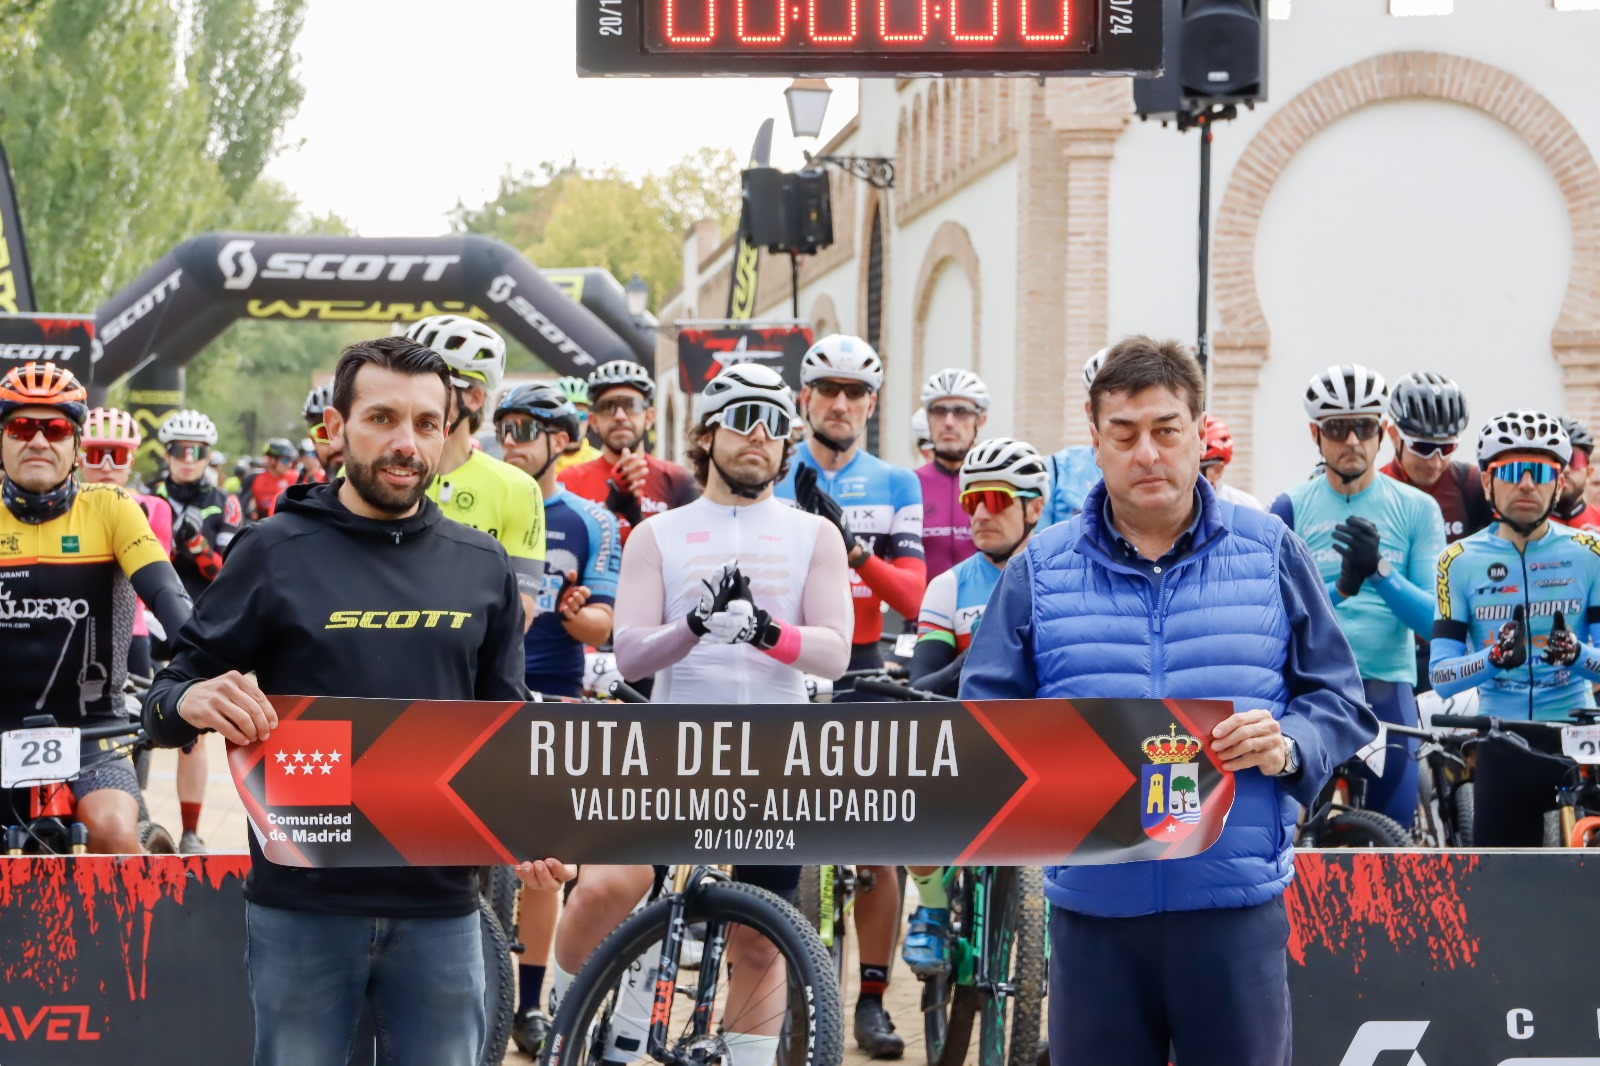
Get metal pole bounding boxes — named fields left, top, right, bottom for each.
left=1196, top=112, right=1213, bottom=383
left=791, top=252, right=801, bottom=319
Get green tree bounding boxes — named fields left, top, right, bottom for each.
left=1171, top=775, right=1197, bottom=804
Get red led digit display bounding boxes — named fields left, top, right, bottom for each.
left=646, top=0, right=1087, bottom=52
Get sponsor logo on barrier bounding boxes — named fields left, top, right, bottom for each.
left=220, top=239, right=461, bottom=290
left=100, top=269, right=182, bottom=344
left=0, top=1004, right=105, bottom=1041
left=1338, top=1020, right=1429, bottom=1066
left=0, top=343, right=80, bottom=361
left=484, top=274, right=597, bottom=368
left=245, top=299, right=484, bottom=322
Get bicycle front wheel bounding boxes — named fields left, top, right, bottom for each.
left=545, top=879, right=843, bottom=1066
left=976, top=866, right=1045, bottom=1066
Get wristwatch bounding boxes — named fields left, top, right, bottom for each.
left=1274, top=735, right=1301, bottom=778
left=1375, top=557, right=1393, bottom=580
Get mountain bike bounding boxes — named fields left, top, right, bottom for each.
left=542, top=865, right=843, bottom=1066
left=1431, top=710, right=1600, bottom=848
left=853, top=676, right=1047, bottom=1066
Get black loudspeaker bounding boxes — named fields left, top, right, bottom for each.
left=1133, top=0, right=1267, bottom=122
left=741, top=168, right=834, bottom=255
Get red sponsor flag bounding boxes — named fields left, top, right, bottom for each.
left=263, top=720, right=353, bottom=806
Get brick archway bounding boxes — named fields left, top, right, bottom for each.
left=1210, top=52, right=1600, bottom=489
left=911, top=220, right=983, bottom=390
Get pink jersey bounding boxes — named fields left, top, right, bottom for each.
left=133, top=493, right=175, bottom=637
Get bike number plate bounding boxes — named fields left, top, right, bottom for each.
left=1, top=727, right=81, bottom=788
left=1561, top=724, right=1600, bottom=764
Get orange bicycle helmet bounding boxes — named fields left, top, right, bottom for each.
left=0, top=361, right=89, bottom=425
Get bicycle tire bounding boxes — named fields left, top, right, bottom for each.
left=482, top=865, right=522, bottom=948
left=924, top=869, right=975, bottom=1066
left=544, top=880, right=843, bottom=1066
left=481, top=896, right=516, bottom=1066
left=1310, top=808, right=1411, bottom=848
left=1452, top=782, right=1475, bottom=847
left=138, top=820, right=177, bottom=854
left=796, top=865, right=848, bottom=985
left=977, top=867, right=1045, bottom=1066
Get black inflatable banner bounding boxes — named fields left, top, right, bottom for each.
left=0, top=314, right=96, bottom=379
left=228, top=695, right=1237, bottom=868
left=93, top=233, right=636, bottom=387
left=544, top=267, right=657, bottom=367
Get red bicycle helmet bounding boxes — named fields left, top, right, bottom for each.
left=1202, top=414, right=1234, bottom=465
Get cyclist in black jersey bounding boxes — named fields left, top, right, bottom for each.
left=152, top=409, right=242, bottom=602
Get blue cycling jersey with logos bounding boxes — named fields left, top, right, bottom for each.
left=1270, top=475, right=1445, bottom=684
left=1430, top=521, right=1600, bottom=720
left=523, top=489, right=621, bottom=690
left=1038, top=445, right=1101, bottom=529
left=916, top=552, right=1003, bottom=651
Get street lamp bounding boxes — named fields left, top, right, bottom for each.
left=625, top=272, right=649, bottom=317
left=784, top=78, right=832, bottom=140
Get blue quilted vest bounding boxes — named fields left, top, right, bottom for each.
left=1031, top=478, right=1296, bottom=917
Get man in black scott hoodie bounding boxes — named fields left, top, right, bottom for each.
left=144, top=337, right=572, bottom=1066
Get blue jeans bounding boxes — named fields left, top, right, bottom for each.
left=245, top=902, right=485, bottom=1066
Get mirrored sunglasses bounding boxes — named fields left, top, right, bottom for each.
left=594, top=396, right=650, bottom=416
left=498, top=416, right=543, bottom=444
left=1318, top=418, right=1382, bottom=443
left=165, top=441, right=210, bottom=461
left=711, top=402, right=795, bottom=439
left=960, top=486, right=1040, bottom=517
left=811, top=380, right=872, bottom=402
left=3, top=415, right=76, bottom=443
left=1571, top=448, right=1590, bottom=471
left=1489, top=459, right=1561, bottom=486
left=1401, top=434, right=1458, bottom=459
left=927, top=403, right=980, bottom=422
left=83, top=443, right=135, bottom=469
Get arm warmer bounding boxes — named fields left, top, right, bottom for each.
left=612, top=523, right=699, bottom=681
left=858, top=554, right=927, bottom=620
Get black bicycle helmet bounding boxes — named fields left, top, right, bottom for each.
left=1388, top=371, right=1469, bottom=440
left=496, top=383, right=581, bottom=440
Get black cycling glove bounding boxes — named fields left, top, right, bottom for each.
left=1331, top=516, right=1382, bottom=598
left=1543, top=609, right=1580, bottom=667
left=794, top=464, right=858, bottom=555
left=1488, top=604, right=1528, bottom=670
left=687, top=562, right=747, bottom=637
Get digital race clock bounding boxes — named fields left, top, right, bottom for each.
left=577, top=0, right=1161, bottom=77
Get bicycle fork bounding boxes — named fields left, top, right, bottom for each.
left=645, top=890, right=731, bottom=1065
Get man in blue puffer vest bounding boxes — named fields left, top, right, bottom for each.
left=962, top=337, right=1375, bottom=1066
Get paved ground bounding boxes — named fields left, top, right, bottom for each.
left=148, top=739, right=1044, bottom=1066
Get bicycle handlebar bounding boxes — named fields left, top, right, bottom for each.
left=851, top=677, right=959, bottom=702
left=608, top=680, right=651, bottom=704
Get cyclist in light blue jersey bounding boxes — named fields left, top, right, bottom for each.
left=1431, top=410, right=1600, bottom=720
left=1037, top=349, right=1107, bottom=528
left=1270, top=365, right=1446, bottom=830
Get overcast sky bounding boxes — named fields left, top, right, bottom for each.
left=263, top=0, right=859, bottom=236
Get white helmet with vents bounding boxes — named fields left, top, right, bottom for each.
left=1304, top=364, right=1387, bottom=421
left=157, top=409, right=218, bottom=446
left=406, top=315, right=506, bottom=393
left=694, top=363, right=798, bottom=424
left=586, top=359, right=656, bottom=404
left=801, top=335, right=884, bottom=391
left=921, top=368, right=990, bottom=412
left=1477, top=409, right=1571, bottom=469
left=1082, top=348, right=1110, bottom=392
left=960, top=437, right=1049, bottom=494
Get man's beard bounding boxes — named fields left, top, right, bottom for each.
left=806, top=416, right=857, bottom=454
left=606, top=427, right=646, bottom=453
left=343, top=449, right=432, bottom=517
left=712, top=448, right=780, bottom=499
left=933, top=439, right=968, bottom=465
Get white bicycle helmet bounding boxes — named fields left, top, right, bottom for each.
left=158, top=409, right=219, bottom=446
left=921, top=368, right=990, bottom=412
left=406, top=315, right=506, bottom=393
left=587, top=359, right=656, bottom=405
left=1477, top=409, right=1571, bottom=469
left=1082, top=348, right=1110, bottom=392
left=960, top=437, right=1049, bottom=494
left=303, top=384, right=335, bottom=422
left=801, top=334, right=884, bottom=391
left=694, top=363, right=798, bottom=424
left=84, top=407, right=141, bottom=447
left=911, top=408, right=931, bottom=447
left=1303, top=365, right=1387, bottom=422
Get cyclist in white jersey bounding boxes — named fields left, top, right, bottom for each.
left=548, top=365, right=851, bottom=1066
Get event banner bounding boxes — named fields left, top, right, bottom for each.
left=676, top=321, right=814, bottom=394
left=0, top=142, right=35, bottom=315
left=228, top=695, right=1236, bottom=868
left=0, top=313, right=96, bottom=379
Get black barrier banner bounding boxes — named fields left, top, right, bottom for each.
left=0, top=855, right=252, bottom=1064
left=677, top=321, right=813, bottom=394
left=0, top=313, right=96, bottom=379
left=94, top=233, right=636, bottom=387
left=227, top=695, right=1235, bottom=868
left=0, top=142, right=35, bottom=315
left=1289, top=850, right=1600, bottom=1065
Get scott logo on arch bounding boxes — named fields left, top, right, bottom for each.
left=218, top=239, right=460, bottom=291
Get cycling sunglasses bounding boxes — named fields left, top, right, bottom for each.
left=165, top=441, right=210, bottom=461
left=593, top=396, right=650, bottom=417
left=710, top=401, right=795, bottom=439
left=82, top=443, right=135, bottom=469
left=810, top=380, right=873, bottom=402
left=307, top=420, right=332, bottom=446
left=497, top=415, right=545, bottom=444
left=3, top=415, right=76, bottom=443
left=1572, top=448, right=1590, bottom=471
left=960, top=485, right=1040, bottom=517
left=1489, top=459, right=1561, bottom=486
left=1401, top=434, right=1458, bottom=459
left=927, top=403, right=980, bottom=422
left=1318, top=417, right=1382, bottom=443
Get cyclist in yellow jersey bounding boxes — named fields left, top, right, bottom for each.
left=408, top=315, right=544, bottom=628
left=553, top=375, right=600, bottom=473
left=0, top=363, right=192, bottom=854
